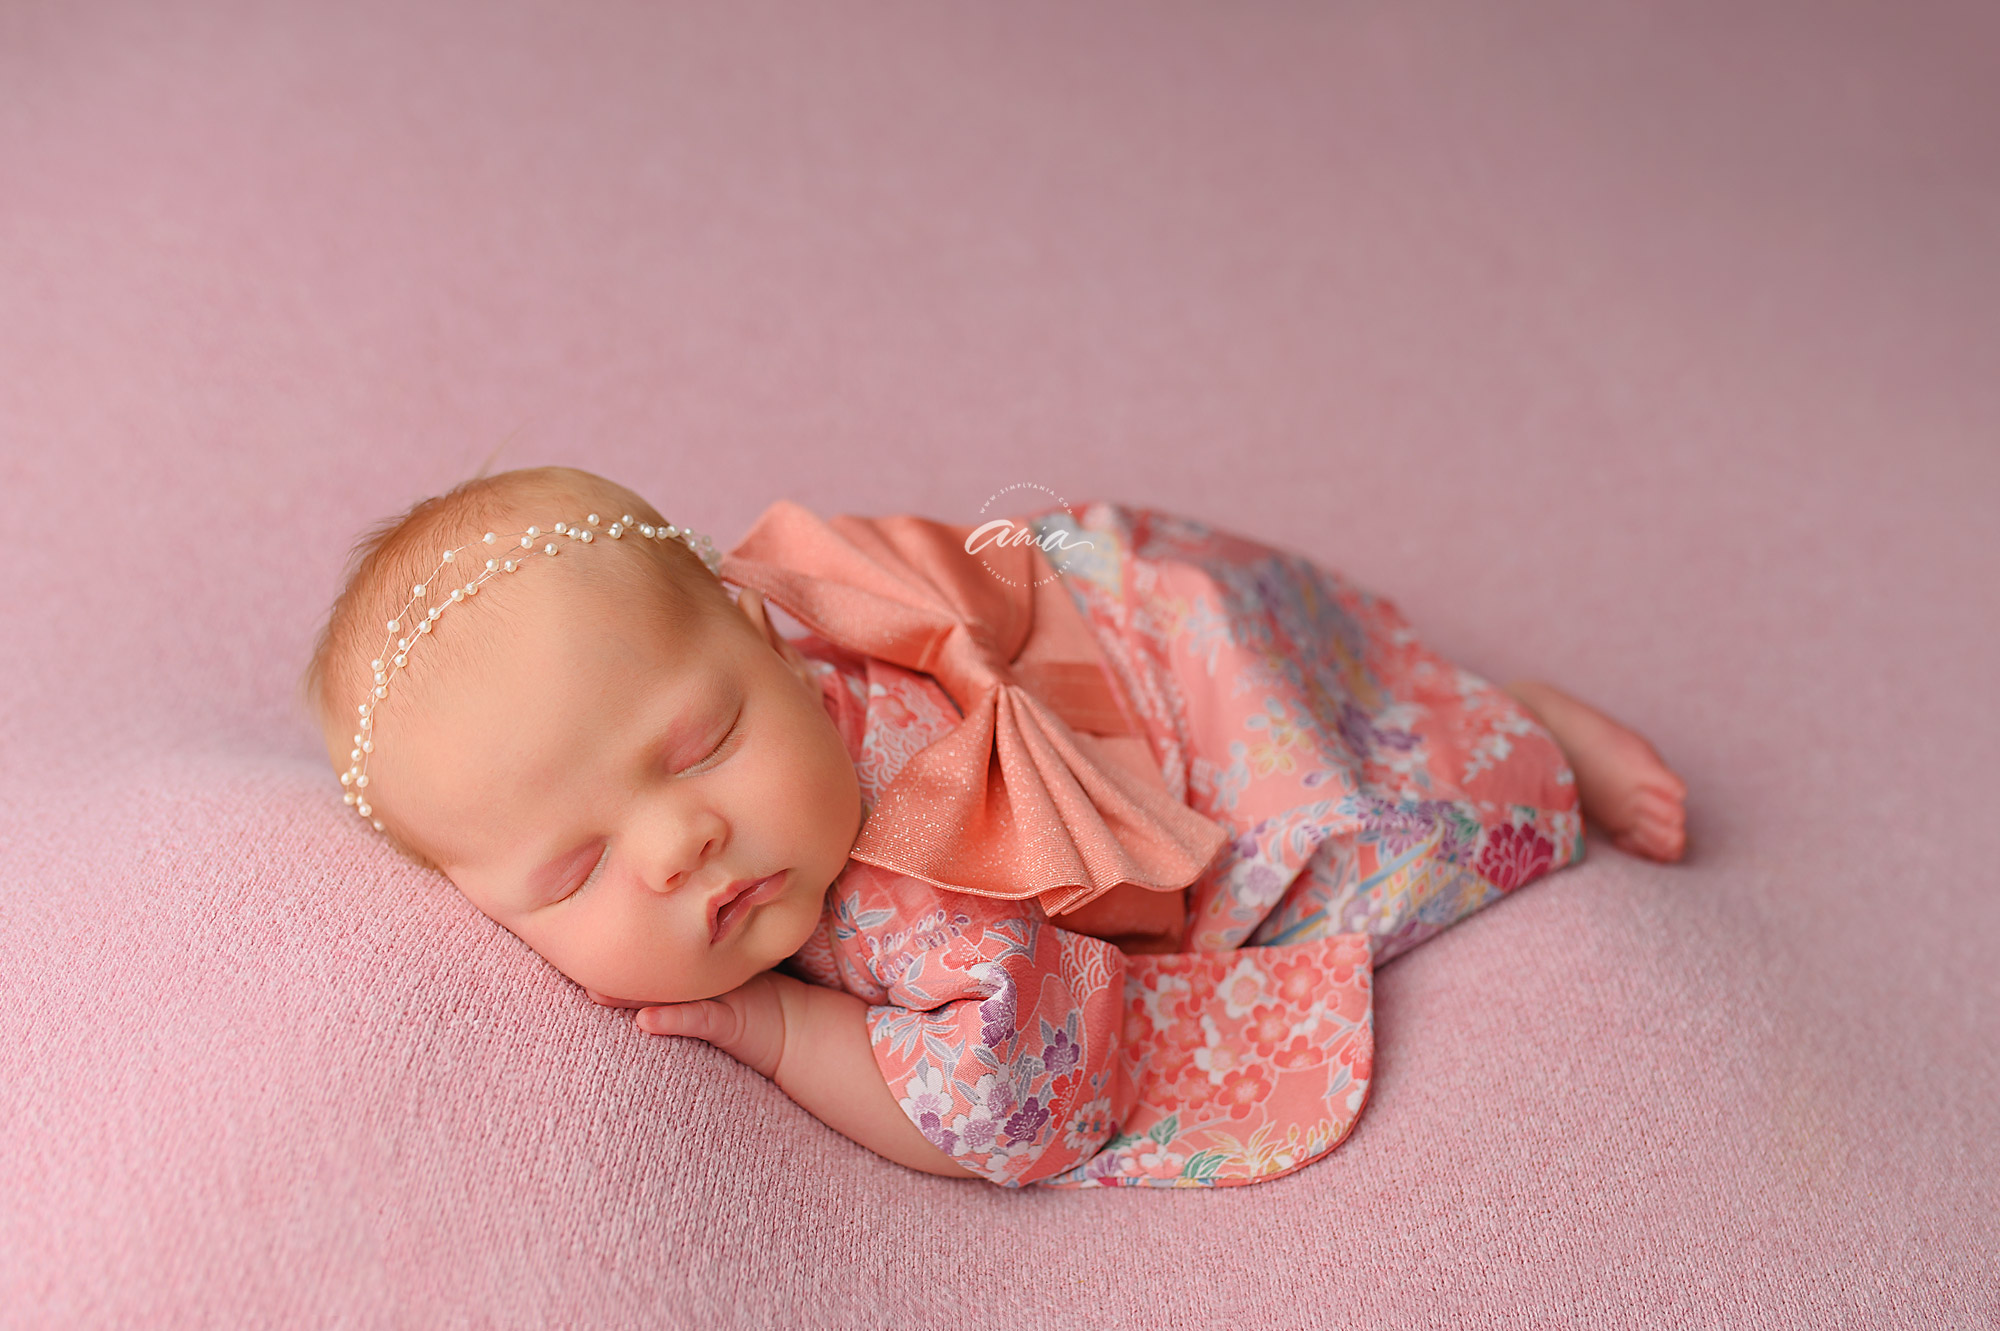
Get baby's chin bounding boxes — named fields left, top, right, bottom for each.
left=725, top=874, right=832, bottom=977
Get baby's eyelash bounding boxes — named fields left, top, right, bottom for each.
left=681, top=709, right=743, bottom=775
left=565, top=845, right=610, bottom=901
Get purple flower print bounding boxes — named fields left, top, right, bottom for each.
left=1044, top=1034, right=1080, bottom=1079
left=1357, top=797, right=1438, bottom=857
left=1333, top=702, right=1371, bottom=759
left=1336, top=701, right=1420, bottom=760
left=979, top=977, right=1018, bottom=1049
left=1042, top=1026, right=1081, bottom=1078
left=1005, top=1096, right=1051, bottom=1145
left=1353, top=795, right=1477, bottom=859
left=1081, top=1151, right=1127, bottom=1183
left=916, top=1112, right=958, bottom=1155
left=974, top=1073, right=1018, bottom=1122
left=956, top=1111, right=999, bottom=1153
left=1241, top=861, right=1283, bottom=899
left=1433, top=817, right=1474, bottom=867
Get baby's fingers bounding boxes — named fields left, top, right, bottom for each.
left=636, top=1000, right=740, bottom=1044
left=630, top=975, right=791, bottom=1080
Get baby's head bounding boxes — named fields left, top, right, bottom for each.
left=301, top=466, right=862, bottom=1005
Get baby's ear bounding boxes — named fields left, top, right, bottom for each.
left=734, top=588, right=813, bottom=684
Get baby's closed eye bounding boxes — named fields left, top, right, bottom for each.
left=555, top=707, right=745, bottom=903
left=678, top=706, right=744, bottom=775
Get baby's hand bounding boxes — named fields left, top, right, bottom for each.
left=621, top=972, right=793, bottom=1081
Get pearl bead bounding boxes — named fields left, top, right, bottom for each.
left=484, top=532, right=497, bottom=544
left=526, top=526, right=539, bottom=538
left=360, top=717, right=372, bottom=730
left=343, top=791, right=356, bottom=805
left=356, top=774, right=370, bottom=789
left=398, top=638, right=408, bottom=651
left=340, top=771, right=353, bottom=785
left=503, top=560, right=516, bottom=572
left=640, top=524, right=655, bottom=537
left=357, top=802, right=371, bottom=817
left=372, top=819, right=384, bottom=831
left=544, top=542, right=557, bottom=555
left=413, top=583, right=425, bottom=597
left=386, top=618, right=399, bottom=632
left=373, top=686, right=386, bottom=699
left=361, top=740, right=372, bottom=752
left=587, top=513, right=600, bottom=524
left=608, top=524, right=623, bottom=538
left=665, top=524, right=678, bottom=537
left=350, top=748, right=361, bottom=762
left=374, top=671, right=385, bottom=684
left=428, top=606, right=440, bottom=620
left=450, top=588, right=463, bottom=602
left=371, top=659, right=383, bottom=672
left=579, top=530, right=593, bottom=543
left=352, top=733, right=363, bottom=746
left=486, top=559, right=497, bottom=571
left=393, top=654, right=405, bottom=667
left=554, top=523, right=567, bottom=535
left=465, top=582, right=478, bottom=596
left=357, top=703, right=369, bottom=716
left=622, top=514, right=634, bottom=525
left=442, top=550, right=454, bottom=562
left=418, top=619, right=431, bottom=633
left=519, top=535, right=531, bottom=548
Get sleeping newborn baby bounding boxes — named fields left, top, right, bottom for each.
left=303, top=465, right=1688, bottom=1188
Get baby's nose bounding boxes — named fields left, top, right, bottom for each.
left=650, top=832, right=721, bottom=894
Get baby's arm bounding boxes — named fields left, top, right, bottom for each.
left=632, top=972, right=980, bottom=1180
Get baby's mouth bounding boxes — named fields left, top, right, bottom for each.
left=708, top=872, right=785, bottom=944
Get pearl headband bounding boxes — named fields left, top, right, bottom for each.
left=340, top=512, right=723, bottom=830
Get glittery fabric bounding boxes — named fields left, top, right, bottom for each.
left=721, top=500, right=1228, bottom=918
left=776, top=501, right=1583, bottom=1187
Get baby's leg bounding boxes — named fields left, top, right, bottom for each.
left=1502, top=680, right=1688, bottom=862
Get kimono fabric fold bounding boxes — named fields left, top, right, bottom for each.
left=749, top=501, right=1585, bottom=1188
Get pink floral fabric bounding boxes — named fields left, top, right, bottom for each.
left=778, top=503, right=1583, bottom=1188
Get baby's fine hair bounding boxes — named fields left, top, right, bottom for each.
left=299, top=464, right=726, bottom=866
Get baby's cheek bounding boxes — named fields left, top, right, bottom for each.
left=780, top=710, right=860, bottom=851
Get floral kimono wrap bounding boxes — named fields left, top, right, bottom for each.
left=735, top=502, right=1583, bottom=1188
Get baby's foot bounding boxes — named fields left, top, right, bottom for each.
left=1502, top=679, right=1688, bottom=862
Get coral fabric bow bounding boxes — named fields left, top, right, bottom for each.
left=719, top=500, right=1227, bottom=917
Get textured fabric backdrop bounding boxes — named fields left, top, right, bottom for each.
left=2, top=1, right=1995, bottom=1326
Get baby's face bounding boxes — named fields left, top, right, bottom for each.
left=353, top=564, right=862, bottom=1005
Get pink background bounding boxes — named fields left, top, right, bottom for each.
left=3, top=1, right=1995, bottom=1325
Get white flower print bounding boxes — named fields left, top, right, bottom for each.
left=898, top=1065, right=952, bottom=1123
left=1216, top=955, right=1273, bottom=1018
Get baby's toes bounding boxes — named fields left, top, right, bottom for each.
left=1632, top=784, right=1686, bottom=831
left=1611, top=824, right=1680, bottom=862
left=1619, top=795, right=1686, bottom=861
